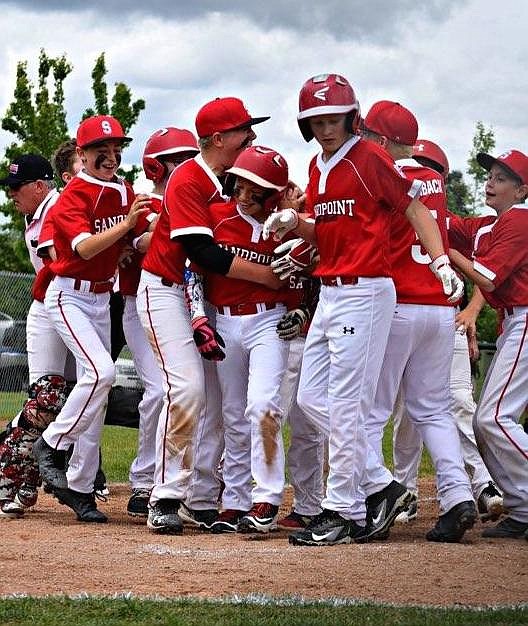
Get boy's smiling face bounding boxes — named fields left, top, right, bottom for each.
left=78, top=139, right=123, bottom=181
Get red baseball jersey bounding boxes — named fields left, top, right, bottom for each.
left=205, top=200, right=296, bottom=307
left=390, top=158, right=451, bottom=305
left=305, top=136, right=421, bottom=278
left=142, top=155, right=223, bottom=284
left=47, top=171, right=136, bottom=282
left=449, top=206, right=528, bottom=308
left=119, top=194, right=161, bottom=296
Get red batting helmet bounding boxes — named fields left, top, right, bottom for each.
left=77, top=115, right=131, bottom=149
left=413, top=139, right=450, bottom=180
left=297, top=74, right=360, bottom=142
left=227, top=146, right=289, bottom=212
left=142, top=127, right=199, bottom=183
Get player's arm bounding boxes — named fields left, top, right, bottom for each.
left=75, top=195, right=151, bottom=260
left=405, top=198, right=445, bottom=261
left=448, top=248, right=495, bottom=292
left=178, top=234, right=282, bottom=289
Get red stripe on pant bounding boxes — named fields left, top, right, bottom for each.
left=55, top=290, right=99, bottom=448
left=493, top=313, right=528, bottom=461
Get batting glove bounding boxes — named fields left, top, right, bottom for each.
left=262, top=209, right=299, bottom=242
left=276, top=307, right=309, bottom=341
left=192, top=316, right=226, bottom=361
left=271, top=238, right=319, bottom=280
left=429, top=254, right=464, bottom=303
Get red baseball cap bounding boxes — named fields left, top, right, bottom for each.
left=477, top=150, right=528, bottom=186
left=195, top=97, right=270, bottom=138
left=364, top=100, right=418, bottom=146
left=77, top=115, right=132, bottom=149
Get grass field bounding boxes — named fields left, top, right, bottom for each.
left=0, top=597, right=525, bottom=626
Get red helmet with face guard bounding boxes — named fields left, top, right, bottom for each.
left=142, top=127, right=199, bottom=183
left=227, top=146, right=289, bottom=212
left=297, top=74, right=360, bottom=141
left=413, top=139, right=450, bottom=181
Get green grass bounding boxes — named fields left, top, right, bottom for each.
left=100, top=425, right=139, bottom=482
left=0, top=597, right=524, bottom=626
left=0, top=391, right=25, bottom=420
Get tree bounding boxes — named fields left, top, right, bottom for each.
left=446, top=170, right=473, bottom=217
left=467, top=121, right=495, bottom=212
left=0, top=49, right=146, bottom=272
left=82, top=53, right=145, bottom=184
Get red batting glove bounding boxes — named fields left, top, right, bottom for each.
left=191, top=316, right=226, bottom=361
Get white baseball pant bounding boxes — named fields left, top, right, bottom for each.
left=43, top=277, right=115, bottom=493
left=365, top=303, right=473, bottom=513
left=473, top=308, right=528, bottom=522
left=392, top=330, right=496, bottom=499
left=297, top=277, right=396, bottom=521
left=216, top=305, right=288, bottom=510
left=136, top=270, right=205, bottom=505
left=122, top=295, right=164, bottom=490
left=185, top=304, right=225, bottom=511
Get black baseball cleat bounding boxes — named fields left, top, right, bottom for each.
left=147, top=499, right=183, bottom=534
left=53, top=487, right=108, bottom=523
left=32, top=437, right=68, bottom=490
left=178, top=502, right=219, bottom=530
left=289, top=508, right=365, bottom=546
left=426, top=500, right=477, bottom=543
left=127, top=488, right=151, bottom=517
left=481, top=516, right=528, bottom=539
left=356, top=481, right=415, bottom=543
left=477, top=482, right=504, bottom=522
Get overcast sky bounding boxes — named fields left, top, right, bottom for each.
left=1, top=0, right=526, bottom=194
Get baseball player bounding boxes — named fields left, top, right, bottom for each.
left=31, top=115, right=151, bottom=523
left=201, top=146, right=293, bottom=534
left=391, top=139, right=503, bottom=524
left=357, top=106, right=477, bottom=543
left=448, top=149, right=528, bottom=539
left=136, top=97, right=282, bottom=534
left=262, top=74, right=461, bottom=547
left=0, top=154, right=64, bottom=517
left=121, top=127, right=199, bottom=518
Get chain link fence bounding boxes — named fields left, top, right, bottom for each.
left=0, top=271, right=33, bottom=392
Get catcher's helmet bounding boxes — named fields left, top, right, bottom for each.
left=413, top=139, right=450, bottom=180
left=297, top=74, right=360, bottom=141
left=142, top=127, right=199, bottom=183
left=77, top=115, right=131, bottom=149
left=227, top=146, right=289, bottom=212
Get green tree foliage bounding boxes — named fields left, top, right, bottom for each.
left=0, top=50, right=145, bottom=271
left=446, top=170, right=473, bottom=217
left=467, top=121, right=495, bottom=212
left=82, top=53, right=145, bottom=184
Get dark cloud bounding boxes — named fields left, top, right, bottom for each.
left=0, top=0, right=464, bottom=41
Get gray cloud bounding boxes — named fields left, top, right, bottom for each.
left=0, top=0, right=464, bottom=41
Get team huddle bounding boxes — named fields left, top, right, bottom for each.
left=1, top=72, right=527, bottom=546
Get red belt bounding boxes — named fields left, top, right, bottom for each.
left=320, top=276, right=359, bottom=286
left=217, top=302, right=278, bottom=316
left=73, top=278, right=114, bottom=294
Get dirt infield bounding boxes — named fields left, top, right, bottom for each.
left=0, top=479, right=526, bottom=607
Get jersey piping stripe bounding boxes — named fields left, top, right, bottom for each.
left=143, top=284, right=172, bottom=481
left=493, top=313, right=528, bottom=461
left=55, top=290, right=100, bottom=449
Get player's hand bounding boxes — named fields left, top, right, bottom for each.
left=191, top=316, right=226, bottom=361
left=262, top=209, right=299, bottom=242
left=271, top=238, right=319, bottom=280
left=125, top=194, right=151, bottom=229
left=279, top=183, right=306, bottom=212
left=276, top=307, right=309, bottom=341
left=429, top=254, right=464, bottom=303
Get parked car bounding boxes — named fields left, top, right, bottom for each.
left=0, top=314, right=28, bottom=392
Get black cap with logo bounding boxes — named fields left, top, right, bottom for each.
left=0, top=154, right=54, bottom=187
